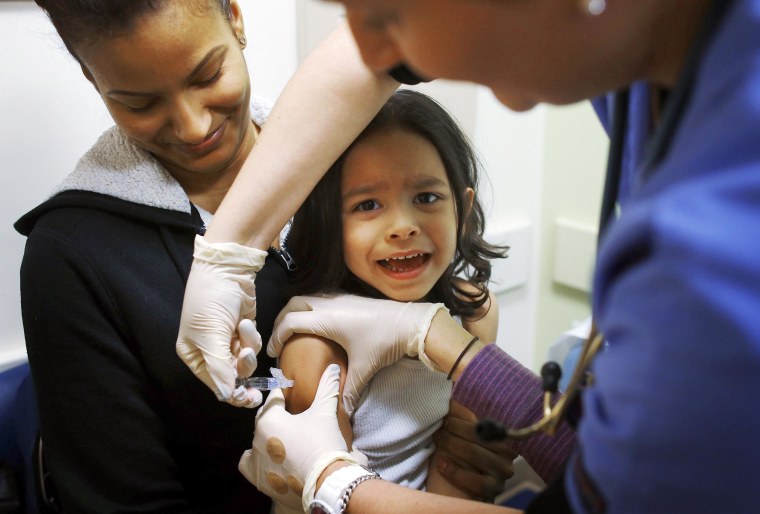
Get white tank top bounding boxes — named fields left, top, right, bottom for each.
left=351, top=357, right=452, bottom=490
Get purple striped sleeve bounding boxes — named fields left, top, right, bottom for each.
left=452, top=344, right=577, bottom=483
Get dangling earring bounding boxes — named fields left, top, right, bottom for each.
left=238, top=35, right=247, bottom=48
left=586, top=0, right=606, bottom=16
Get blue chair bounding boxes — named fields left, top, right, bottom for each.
left=0, top=361, right=56, bottom=513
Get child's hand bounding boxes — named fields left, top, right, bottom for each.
left=267, top=294, right=447, bottom=415
left=238, top=364, right=358, bottom=511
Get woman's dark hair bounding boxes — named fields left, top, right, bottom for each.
left=286, top=90, right=508, bottom=319
left=34, top=0, right=233, bottom=60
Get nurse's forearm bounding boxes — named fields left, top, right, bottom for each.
left=206, top=23, right=398, bottom=248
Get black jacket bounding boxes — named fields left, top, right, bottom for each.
left=15, top=190, right=288, bottom=513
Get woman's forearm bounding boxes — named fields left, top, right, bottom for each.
left=348, top=478, right=520, bottom=514
left=206, top=23, right=398, bottom=248
left=316, top=461, right=520, bottom=514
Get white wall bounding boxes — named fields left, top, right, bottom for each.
left=473, top=93, right=546, bottom=368
left=0, top=2, right=112, bottom=366
left=243, top=0, right=299, bottom=102
left=533, top=104, right=608, bottom=364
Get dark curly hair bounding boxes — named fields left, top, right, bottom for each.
left=34, top=0, right=233, bottom=60
left=286, top=90, right=508, bottom=319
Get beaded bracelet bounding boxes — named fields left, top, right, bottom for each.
left=447, top=336, right=480, bottom=380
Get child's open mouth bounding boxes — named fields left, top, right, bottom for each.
left=378, top=253, right=430, bottom=273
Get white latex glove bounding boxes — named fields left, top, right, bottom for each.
left=176, top=235, right=267, bottom=408
left=239, top=364, right=357, bottom=512
left=267, top=294, right=447, bottom=415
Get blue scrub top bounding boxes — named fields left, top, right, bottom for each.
left=567, top=0, right=760, bottom=512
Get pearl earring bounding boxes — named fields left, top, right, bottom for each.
left=587, top=0, right=606, bottom=16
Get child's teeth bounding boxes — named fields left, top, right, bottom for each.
left=390, top=253, right=421, bottom=261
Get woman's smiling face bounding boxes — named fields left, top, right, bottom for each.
left=77, top=0, right=254, bottom=180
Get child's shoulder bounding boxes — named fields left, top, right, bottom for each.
left=452, top=278, right=498, bottom=343
left=451, top=277, right=494, bottom=316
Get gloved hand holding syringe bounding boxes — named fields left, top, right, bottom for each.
left=235, top=367, right=294, bottom=390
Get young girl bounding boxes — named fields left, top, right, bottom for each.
left=277, top=90, right=507, bottom=510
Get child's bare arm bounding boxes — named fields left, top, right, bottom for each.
left=279, top=334, right=353, bottom=449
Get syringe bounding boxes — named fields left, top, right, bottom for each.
left=234, top=367, right=294, bottom=390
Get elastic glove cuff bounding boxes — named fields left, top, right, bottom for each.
left=193, top=235, right=268, bottom=270
left=411, top=303, right=448, bottom=372
left=302, top=451, right=357, bottom=512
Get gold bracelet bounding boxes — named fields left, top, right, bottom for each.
left=447, top=336, right=479, bottom=380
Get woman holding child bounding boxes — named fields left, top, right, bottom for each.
left=16, top=0, right=519, bottom=511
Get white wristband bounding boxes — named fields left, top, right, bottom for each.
left=412, top=303, right=448, bottom=372
left=309, top=464, right=380, bottom=514
left=192, top=235, right=268, bottom=269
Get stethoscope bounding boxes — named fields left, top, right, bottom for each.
left=474, top=0, right=731, bottom=443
